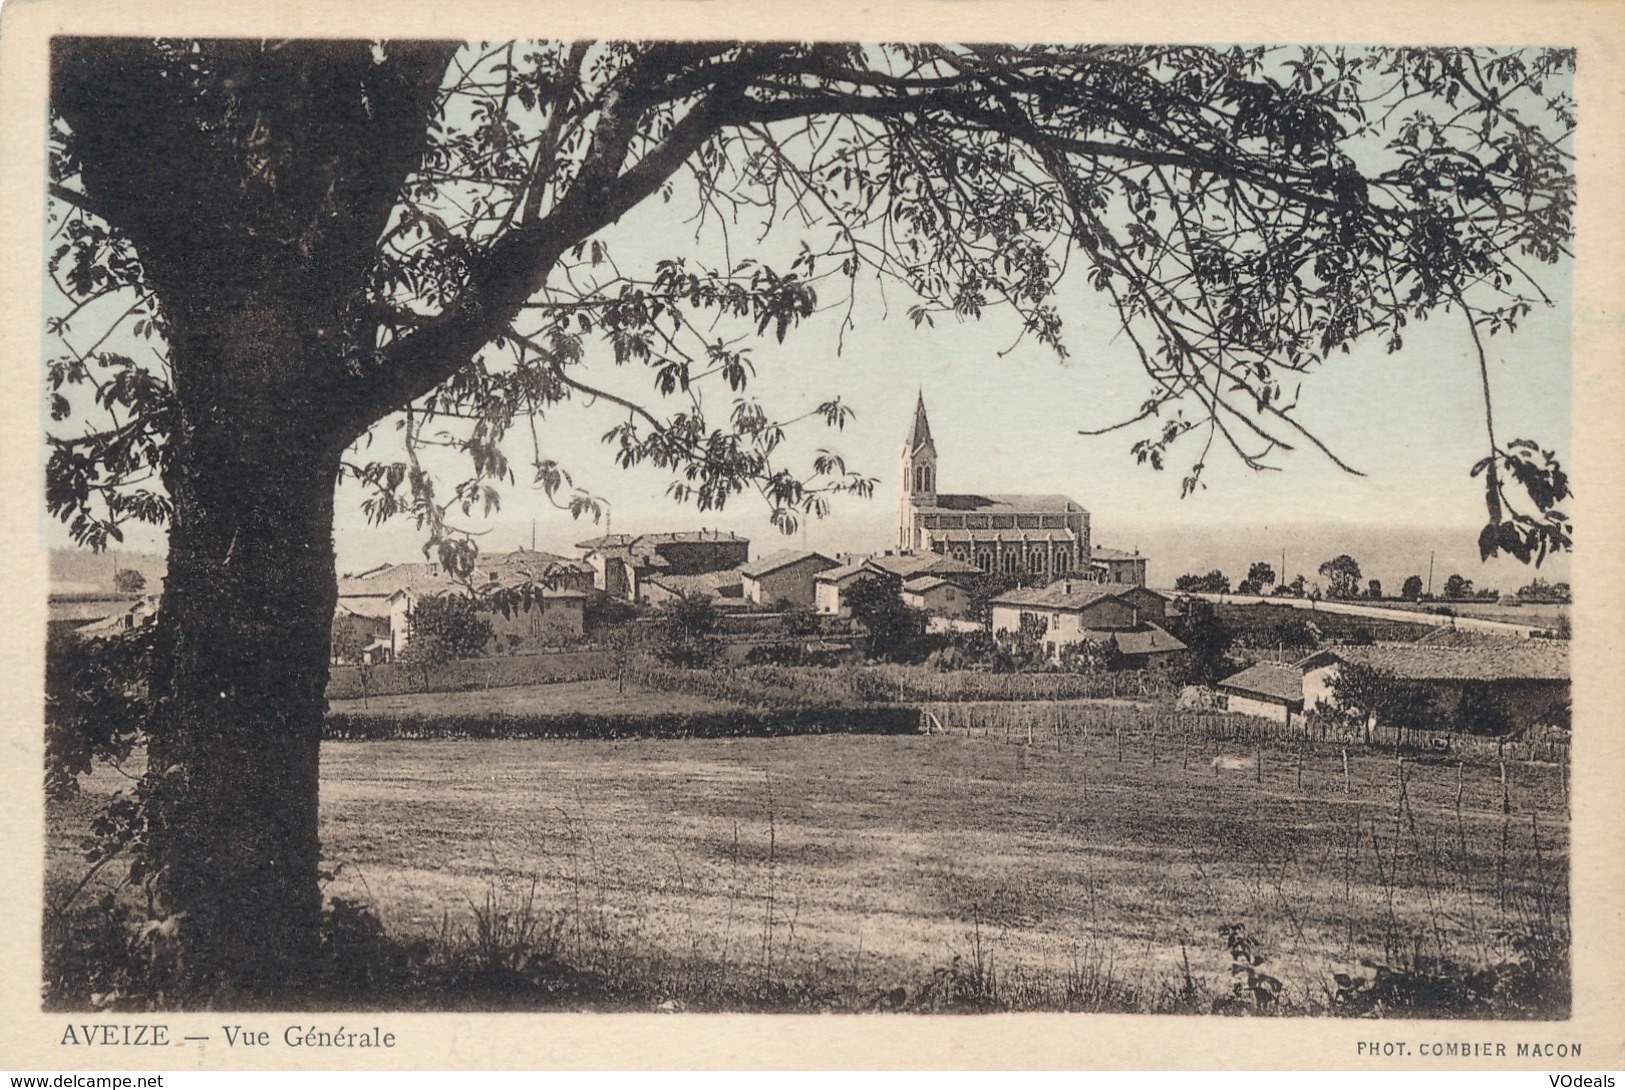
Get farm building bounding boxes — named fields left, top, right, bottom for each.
left=642, top=569, right=747, bottom=608
left=1298, top=641, right=1569, bottom=731
left=814, top=552, right=980, bottom=616
left=989, top=581, right=1183, bottom=665
left=740, top=549, right=840, bottom=608
left=331, top=598, right=394, bottom=663
left=901, top=575, right=971, bottom=618
left=48, top=592, right=153, bottom=639
left=1216, top=662, right=1308, bottom=727
left=1090, top=545, right=1148, bottom=586
left=1214, top=638, right=1570, bottom=734
left=575, top=530, right=750, bottom=603
left=339, top=548, right=590, bottom=657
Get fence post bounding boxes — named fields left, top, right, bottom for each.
left=1342, top=748, right=1350, bottom=795
left=1500, top=761, right=1510, bottom=815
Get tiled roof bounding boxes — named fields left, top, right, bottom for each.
left=493, top=549, right=593, bottom=574
left=1311, top=643, right=1568, bottom=682
left=338, top=562, right=450, bottom=598
left=575, top=530, right=748, bottom=550
left=902, top=575, right=964, bottom=594
left=926, top=493, right=1084, bottom=514
left=337, top=598, right=394, bottom=620
left=646, top=570, right=744, bottom=597
left=48, top=596, right=139, bottom=624
left=990, top=581, right=1125, bottom=611
left=814, top=561, right=871, bottom=583
left=1218, top=662, right=1307, bottom=705
left=740, top=549, right=838, bottom=579
left=865, top=552, right=981, bottom=578
left=1101, top=623, right=1186, bottom=657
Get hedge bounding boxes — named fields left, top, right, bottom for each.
left=324, top=704, right=922, bottom=741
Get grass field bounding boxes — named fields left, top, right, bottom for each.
left=49, top=695, right=1567, bottom=1013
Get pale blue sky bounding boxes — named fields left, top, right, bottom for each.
left=41, top=44, right=1575, bottom=592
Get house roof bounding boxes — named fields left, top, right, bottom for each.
left=815, top=561, right=871, bottom=584
left=1101, top=623, right=1186, bottom=657
left=1092, top=546, right=1143, bottom=561
left=740, top=548, right=838, bottom=579
left=338, top=562, right=451, bottom=599
left=1218, top=662, right=1307, bottom=706
left=492, top=548, right=593, bottom=575
left=902, top=575, right=964, bottom=594
left=924, top=493, right=1085, bottom=515
left=48, top=596, right=139, bottom=624
left=1304, top=642, right=1569, bottom=682
left=864, top=552, right=981, bottom=578
left=990, top=581, right=1126, bottom=611
left=646, top=569, right=745, bottom=598
left=337, top=598, right=394, bottom=620
left=575, top=530, right=748, bottom=550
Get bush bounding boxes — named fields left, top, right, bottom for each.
left=657, top=596, right=724, bottom=668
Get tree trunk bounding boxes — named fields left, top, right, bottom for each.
left=143, top=300, right=346, bottom=996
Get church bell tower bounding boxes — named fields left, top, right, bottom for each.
left=899, top=392, right=938, bottom=551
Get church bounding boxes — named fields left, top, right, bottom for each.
left=897, top=394, right=1095, bottom=579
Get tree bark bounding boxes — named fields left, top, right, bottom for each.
left=144, top=295, right=347, bottom=995
left=51, top=39, right=456, bottom=996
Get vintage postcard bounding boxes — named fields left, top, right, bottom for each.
left=1, top=0, right=1621, bottom=1073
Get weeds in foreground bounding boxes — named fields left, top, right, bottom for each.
left=43, top=885, right=1569, bottom=1016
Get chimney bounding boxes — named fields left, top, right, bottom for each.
left=1063, top=580, right=1072, bottom=594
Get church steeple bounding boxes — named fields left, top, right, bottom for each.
left=905, top=390, right=934, bottom=455
left=899, top=391, right=938, bottom=550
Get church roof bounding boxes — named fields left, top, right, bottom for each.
left=905, top=392, right=934, bottom=454
left=936, top=529, right=1080, bottom=544
left=926, top=493, right=1084, bottom=515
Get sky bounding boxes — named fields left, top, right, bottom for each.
left=39, top=44, right=1575, bottom=595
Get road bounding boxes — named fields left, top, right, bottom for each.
left=1168, top=591, right=1548, bottom=638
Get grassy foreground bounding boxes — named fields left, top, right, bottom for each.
left=47, top=696, right=1568, bottom=1014
left=314, top=715, right=1564, bottom=1013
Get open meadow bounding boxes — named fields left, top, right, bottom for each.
left=326, top=693, right=1564, bottom=1012
left=48, top=686, right=1568, bottom=1014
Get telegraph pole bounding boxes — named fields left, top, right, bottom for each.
left=1427, top=550, right=1435, bottom=597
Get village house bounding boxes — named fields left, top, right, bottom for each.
left=1091, top=545, right=1149, bottom=586
left=900, top=575, right=971, bottom=618
left=740, top=548, right=840, bottom=609
left=1214, top=635, right=1569, bottom=733
left=575, top=530, right=750, bottom=603
left=338, top=547, right=591, bottom=658
left=48, top=591, right=152, bottom=640
left=641, top=569, right=747, bottom=609
left=814, top=551, right=980, bottom=617
left=989, top=581, right=1184, bottom=667
left=1297, top=640, right=1569, bottom=731
left=1215, top=662, right=1309, bottom=727
left=52, top=591, right=163, bottom=641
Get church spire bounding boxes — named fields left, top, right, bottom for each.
left=905, top=390, right=934, bottom=454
